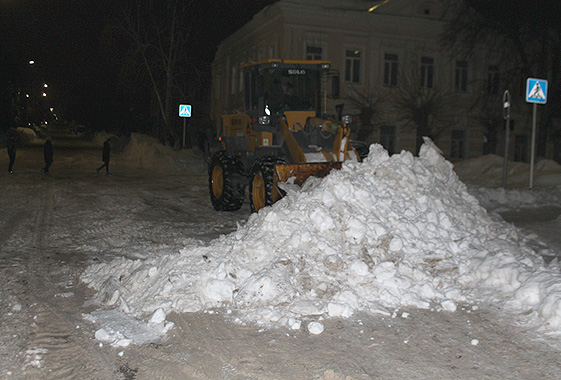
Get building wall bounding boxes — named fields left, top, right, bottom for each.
left=211, top=0, right=532, bottom=161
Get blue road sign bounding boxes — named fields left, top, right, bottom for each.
left=179, top=104, right=192, bottom=117
left=526, top=78, right=548, bottom=104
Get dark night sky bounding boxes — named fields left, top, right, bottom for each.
left=1, top=0, right=274, bottom=72
left=0, top=0, right=276, bottom=128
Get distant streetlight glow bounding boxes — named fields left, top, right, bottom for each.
left=28, top=60, right=35, bottom=65
left=42, top=92, right=47, bottom=97
left=43, top=83, right=48, bottom=88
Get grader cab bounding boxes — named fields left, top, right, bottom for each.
left=209, top=59, right=361, bottom=212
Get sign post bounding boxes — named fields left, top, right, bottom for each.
left=502, top=90, right=511, bottom=189
left=179, top=104, right=192, bottom=148
left=525, top=78, right=548, bottom=189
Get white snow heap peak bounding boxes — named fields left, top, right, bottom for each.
left=82, top=140, right=561, bottom=338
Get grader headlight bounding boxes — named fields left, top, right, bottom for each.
left=259, top=115, right=271, bottom=125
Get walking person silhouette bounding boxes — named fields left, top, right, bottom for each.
left=97, top=138, right=111, bottom=175
left=42, top=136, right=53, bottom=175
left=6, top=127, right=17, bottom=174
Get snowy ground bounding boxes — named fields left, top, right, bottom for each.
left=1, top=126, right=561, bottom=379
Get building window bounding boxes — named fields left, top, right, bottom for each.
left=487, top=65, right=500, bottom=95
left=455, top=60, right=468, bottom=92
left=306, top=45, right=323, bottom=60
left=345, top=50, right=361, bottom=84
left=384, top=53, right=398, bottom=86
left=450, top=130, right=465, bottom=159
left=514, top=135, right=528, bottom=162
left=420, top=56, right=434, bottom=88
left=380, top=125, right=396, bottom=155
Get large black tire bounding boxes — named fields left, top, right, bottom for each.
left=249, top=157, right=285, bottom=213
left=208, top=151, right=245, bottom=211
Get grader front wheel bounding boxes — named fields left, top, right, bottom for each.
left=249, top=158, right=284, bottom=213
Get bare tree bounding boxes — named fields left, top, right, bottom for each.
left=475, top=106, right=503, bottom=155
left=345, top=85, right=385, bottom=141
left=392, top=62, right=453, bottom=153
left=107, top=0, right=195, bottom=145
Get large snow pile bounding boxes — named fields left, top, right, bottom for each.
left=454, top=154, right=561, bottom=210
left=121, top=133, right=206, bottom=173
left=81, top=139, right=561, bottom=344
left=468, top=186, right=561, bottom=212
left=16, top=126, right=44, bottom=144
left=454, top=154, right=561, bottom=188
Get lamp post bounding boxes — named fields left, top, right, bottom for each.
left=502, top=90, right=511, bottom=189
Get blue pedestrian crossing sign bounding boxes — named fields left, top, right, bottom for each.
left=526, top=78, right=548, bottom=104
left=179, top=104, right=192, bottom=117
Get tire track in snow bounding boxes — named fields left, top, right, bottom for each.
left=22, top=186, right=119, bottom=380
left=0, top=183, right=31, bottom=250
left=31, top=183, right=55, bottom=249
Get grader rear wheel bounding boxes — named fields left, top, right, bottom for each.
left=208, top=151, right=245, bottom=211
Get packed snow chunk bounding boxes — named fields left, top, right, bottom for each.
left=540, top=297, right=561, bottom=331
left=327, top=290, right=359, bottom=318
left=148, top=308, right=175, bottom=335
left=289, top=299, right=327, bottom=316
left=350, top=260, right=369, bottom=276
left=513, top=281, right=542, bottom=307
left=236, top=273, right=291, bottom=308
left=202, top=262, right=236, bottom=306
left=308, top=321, right=325, bottom=335
left=149, top=308, right=167, bottom=325
left=364, top=143, right=390, bottom=165
left=373, top=262, right=397, bottom=281
left=327, top=303, right=354, bottom=318
left=94, top=328, right=112, bottom=341
left=345, top=217, right=368, bottom=243
left=441, top=300, right=457, bottom=312
left=308, top=208, right=335, bottom=233
left=85, top=309, right=172, bottom=347
left=95, top=328, right=132, bottom=347
left=204, top=277, right=235, bottom=306
left=290, top=319, right=302, bottom=330
left=389, top=237, right=404, bottom=252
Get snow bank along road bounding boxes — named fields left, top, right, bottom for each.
left=0, top=144, right=560, bottom=379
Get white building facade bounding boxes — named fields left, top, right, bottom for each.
left=211, top=0, right=535, bottom=161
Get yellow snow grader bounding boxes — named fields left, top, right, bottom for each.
left=209, top=59, right=362, bottom=212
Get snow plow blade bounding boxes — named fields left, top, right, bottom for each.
left=275, top=162, right=343, bottom=186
